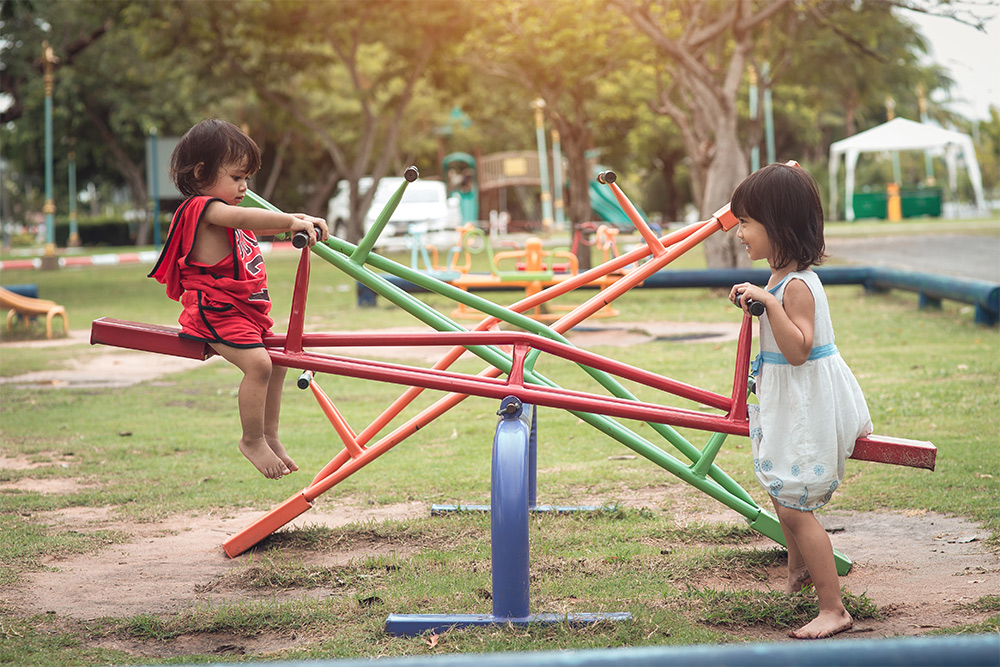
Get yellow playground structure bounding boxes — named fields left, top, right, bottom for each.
left=411, top=222, right=637, bottom=321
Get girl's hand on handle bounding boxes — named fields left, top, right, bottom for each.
left=730, top=282, right=769, bottom=316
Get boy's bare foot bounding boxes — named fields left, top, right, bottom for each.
left=239, top=438, right=290, bottom=479
left=788, top=609, right=853, bottom=639
left=265, top=436, right=298, bottom=473
left=786, top=567, right=813, bottom=595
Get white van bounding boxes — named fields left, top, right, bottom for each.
left=326, top=177, right=462, bottom=248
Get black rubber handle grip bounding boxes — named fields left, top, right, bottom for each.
left=733, top=295, right=765, bottom=316
left=292, top=226, right=322, bottom=248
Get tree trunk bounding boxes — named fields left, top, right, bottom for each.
left=553, top=117, right=595, bottom=273
left=614, top=0, right=792, bottom=269
left=260, top=130, right=292, bottom=202
left=656, top=150, right=683, bottom=222
left=83, top=99, right=150, bottom=244
left=699, top=108, right=752, bottom=270
left=305, top=168, right=341, bottom=219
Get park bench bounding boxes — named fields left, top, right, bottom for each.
left=1, top=286, right=68, bottom=339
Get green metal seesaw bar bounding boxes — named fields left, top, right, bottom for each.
left=244, top=182, right=849, bottom=573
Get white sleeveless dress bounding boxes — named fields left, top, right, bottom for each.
left=747, top=270, right=872, bottom=511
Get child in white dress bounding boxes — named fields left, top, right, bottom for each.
left=729, top=163, right=872, bottom=640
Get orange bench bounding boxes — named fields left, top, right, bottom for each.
left=1, top=286, right=68, bottom=339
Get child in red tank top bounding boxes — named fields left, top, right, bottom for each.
left=149, top=119, right=329, bottom=479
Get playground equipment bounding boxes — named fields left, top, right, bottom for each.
left=443, top=151, right=478, bottom=223
left=451, top=224, right=627, bottom=321
left=405, top=222, right=629, bottom=321
left=91, top=164, right=935, bottom=631
left=475, top=150, right=645, bottom=232
left=1, top=285, right=68, bottom=338
left=589, top=163, right=650, bottom=230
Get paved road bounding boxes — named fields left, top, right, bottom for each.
left=825, top=233, right=1000, bottom=283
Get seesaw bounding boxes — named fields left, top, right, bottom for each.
left=91, top=165, right=935, bottom=579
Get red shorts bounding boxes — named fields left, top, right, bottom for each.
left=178, top=290, right=271, bottom=348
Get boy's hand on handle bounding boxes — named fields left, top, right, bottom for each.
left=289, top=214, right=329, bottom=248
left=731, top=283, right=768, bottom=317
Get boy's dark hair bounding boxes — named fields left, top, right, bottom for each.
left=170, top=119, right=262, bottom=197
left=730, top=163, right=826, bottom=271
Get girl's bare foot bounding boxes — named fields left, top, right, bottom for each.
left=239, top=438, right=290, bottom=479
left=265, top=436, right=298, bottom=473
left=789, top=609, right=853, bottom=639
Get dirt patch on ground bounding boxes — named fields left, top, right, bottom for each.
left=5, top=499, right=428, bottom=620
left=2, top=472, right=996, bottom=647
left=0, top=329, right=211, bottom=388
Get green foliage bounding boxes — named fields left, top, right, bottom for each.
left=926, top=615, right=1000, bottom=636
left=2, top=0, right=984, bottom=237
left=960, top=595, right=1000, bottom=614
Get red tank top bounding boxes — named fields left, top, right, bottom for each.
left=149, top=196, right=272, bottom=328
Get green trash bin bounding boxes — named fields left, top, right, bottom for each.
left=852, top=189, right=887, bottom=219
left=900, top=187, right=942, bottom=218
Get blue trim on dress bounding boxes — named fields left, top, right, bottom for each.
left=749, top=273, right=835, bottom=375
left=759, top=343, right=839, bottom=366
left=767, top=275, right=791, bottom=295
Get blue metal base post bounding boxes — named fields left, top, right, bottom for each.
left=431, top=404, right=609, bottom=515
left=386, top=396, right=631, bottom=637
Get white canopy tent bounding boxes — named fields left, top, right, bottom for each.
left=828, top=117, right=987, bottom=221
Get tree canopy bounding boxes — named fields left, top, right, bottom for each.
left=2, top=0, right=994, bottom=265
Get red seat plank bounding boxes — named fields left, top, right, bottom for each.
left=90, top=317, right=214, bottom=361
left=851, top=435, right=936, bottom=470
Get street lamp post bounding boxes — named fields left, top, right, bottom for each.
left=918, top=86, right=935, bottom=186
left=41, top=41, right=59, bottom=269
left=550, top=129, right=565, bottom=229
left=748, top=65, right=760, bottom=172
left=762, top=61, right=775, bottom=165
left=149, top=127, right=162, bottom=248
left=533, top=99, right=554, bottom=231
left=68, top=147, right=79, bottom=247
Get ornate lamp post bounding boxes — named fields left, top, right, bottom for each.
left=41, top=41, right=59, bottom=269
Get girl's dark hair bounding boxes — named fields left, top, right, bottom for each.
left=730, top=163, right=826, bottom=271
left=170, top=119, right=262, bottom=197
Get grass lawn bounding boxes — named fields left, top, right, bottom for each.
left=1, top=223, right=998, bottom=665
